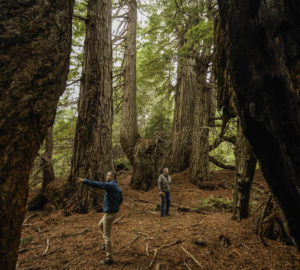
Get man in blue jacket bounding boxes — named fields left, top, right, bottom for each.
left=77, top=171, right=123, bottom=265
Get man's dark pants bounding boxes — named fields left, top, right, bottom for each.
left=160, top=191, right=170, bottom=216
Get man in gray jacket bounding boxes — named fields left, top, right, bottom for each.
left=158, top=168, right=172, bottom=217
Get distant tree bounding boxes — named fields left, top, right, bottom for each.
left=68, top=0, right=114, bottom=213
left=120, top=0, right=161, bottom=191
left=0, top=1, right=74, bottom=269
left=218, top=0, right=300, bottom=247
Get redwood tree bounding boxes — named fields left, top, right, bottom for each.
left=0, top=1, right=74, bottom=268
left=69, top=0, right=114, bottom=212
left=120, top=0, right=161, bottom=191
left=218, top=0, right=300, bottom=247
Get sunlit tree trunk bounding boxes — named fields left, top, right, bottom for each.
left=218, top=0, right=300, bottom=248
left=0, top=1, right=73, bottom=268
left=69, top=0, right=113, bottom=213
left=232, top=119, right=257, bottom=220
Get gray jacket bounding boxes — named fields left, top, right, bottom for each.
left=158, top=174, right=171, bottom=192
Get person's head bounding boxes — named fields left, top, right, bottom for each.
left=105, top=171, right=116, bottom=182
left=163, top=168, right=169, bottom=175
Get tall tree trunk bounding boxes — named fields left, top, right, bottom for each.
left=68, top=0, right=113, bottom=213
left=190, top=52, right=212, bottom=184
left=42, top=126, right=55, bottom=192
left=120, top=0, right=139, bottom=164
left=218, top=0, right=300, bottom=248
left=120, top=0, right=161, bottom=191
left=0, top=1, right=73, bottom=269
left=232, top=118, right=257, bottom=221
left=28, top=126, right=56, bottom=211
left=167, top=55, right=197, bottom=173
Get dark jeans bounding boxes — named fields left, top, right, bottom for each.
left=160, top=191, right=170, bottom=216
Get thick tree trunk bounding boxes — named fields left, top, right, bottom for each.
left=42, top=126, right=55, bottom=192
left=28, top=126, right=55, bottom=211
left=120, top=0, right=140, bottom=164
left=68, top=0, right=113, bottom=213
left=120, top=0, right=161, bottom=190
left=190, top=53, right=212, bottom=184
left=167, top=55, right=197, bottom=173
left=0, top=1, right=73, bottom=269
left=232, top=119, right=257, bottom=221
left=218, top=0, right=300, bottom=248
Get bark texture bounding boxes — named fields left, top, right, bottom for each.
left=69, top=0, right=113, bottom=213
left=120, top=0, right=140, bottom=164
left=218, top=0, right=300, bottom=248
left=120, top=0, right=161, bottom=190
left=167, top=55, right=197, bottom=173
left=232, top=119, right=257, bottom=220
left=0, top=1, right=73, bottom=269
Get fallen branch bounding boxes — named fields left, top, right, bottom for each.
left=130, top=234, right=140, bottom=244
left=61, top=254, right=88, bottom=270
left=155, top=263, right=161, bottom=270
left=181, top=247, right=203, bottom=268
left=240, top=243, right=250, bottom=253
left=23, top=213, right=39, bottom=224
left=42, top=238, right=50, bottom=256
left=149, top=248, right=158, bottom=268
left=113, top=215, right=124, bottom=224
left=146, top=243, right=149, bottom=256
left=61, top=228, right=92, bottom=238
left=158, top=239, right=183, bottom=250
left=18, top=246, right=43, bottom=254
left=184, top=261, right=192, bottom=270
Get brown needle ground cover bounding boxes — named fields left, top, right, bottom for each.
left=18, top=170, right=300, bottom=269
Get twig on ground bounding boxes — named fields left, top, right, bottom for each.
left=23, top=213, right=39, bottom=224
left=184, top=261, right=192, bottom=270
left=113, top=215, right=124, bottom=224
left=18, top=246, right=43, bottom=254
left=130, top=234, right=140, bottom=244
left=17, top=266, right=44, bottom=270
left=61, top=227, right=92, bottom=238
left=146, top=243, right=149, bottom=256
left=61, top=254, right=88, bottom=270
left=158, top=239, right=183, bottom=250
left=192, top=221, right=203, bottom=227
left=240, top=242, right=250, bottom=253
left=19, top=247, right=61, bottom=264
left=181, top=247, right=203, bottom=268
left=42, top=238, right=49, bottom=256
left=137, top=231, right=149, bottom=238
left=149, top=248, right=158, bottom=268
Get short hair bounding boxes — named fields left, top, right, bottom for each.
left=109, top=171, right=117, bottom=179
left=163, top=168, right=168, bottom=171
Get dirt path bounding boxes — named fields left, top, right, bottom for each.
left=18, top=170, right=300, bottom=269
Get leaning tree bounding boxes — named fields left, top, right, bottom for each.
left=217, top=0, right=300, bottom=247
left=0, top=1, right=74, bottom=269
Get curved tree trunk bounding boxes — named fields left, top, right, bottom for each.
left=0, top=1, right=73, bottom=269
left=232, top=118, right=257, bottom=221
left=120, top=0, right=161, bottom=191
left=68, top=0, right=113, bottom=213
left=218, top=0, right=300, bottom=248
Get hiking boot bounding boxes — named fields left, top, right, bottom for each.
left=100, top=259, right=114, bottom=265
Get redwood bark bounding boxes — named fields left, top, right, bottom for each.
left=218, top=0, right=300, bottom=248
left=69, top=0, right=114, bottom=213
left=120, top=0, right=140, bottom=164
left=167, top=55, right=197, bottom=172
left=0, top=1, right=73, bottom=269
left=232, top=119, right=257, bottom=220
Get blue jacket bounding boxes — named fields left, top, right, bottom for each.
left=83, top=179, right=123, bottom=213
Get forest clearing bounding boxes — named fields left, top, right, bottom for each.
left=18, top=170, right=300, bottom=269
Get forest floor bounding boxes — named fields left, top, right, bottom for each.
left=18, top=169, right=300, bottom=270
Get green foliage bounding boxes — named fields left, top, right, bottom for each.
left=193, top=196, right=233, bottom=212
